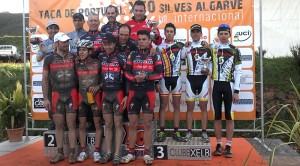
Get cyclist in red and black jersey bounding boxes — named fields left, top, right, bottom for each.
left=80, top=13, right=104, bottom=132
left=80, top=13, right=105, bottom=52
left=121, top=30, right=163, bottom=165
left=98, top=33, right=127, bottom=165
left=101, top=5, right=121, bottom=37
left=115, top=24, right=138, bottom=59
left=42, top=33, right=78, bottom=164
left=75, top=40, right=102, bottom=163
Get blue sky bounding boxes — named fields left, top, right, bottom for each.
left=0, top=0, right=29, bottom=13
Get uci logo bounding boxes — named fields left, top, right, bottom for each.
left=34, top=98, right=44, bottom=108
left=233, top=30, right=252, bottom=42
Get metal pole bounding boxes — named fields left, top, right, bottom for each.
left=23, top=0, right=29, bottom=142
left=259, top=0, right=264, bottom=144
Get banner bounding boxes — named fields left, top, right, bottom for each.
left=29, top=0, right=255, bottom=120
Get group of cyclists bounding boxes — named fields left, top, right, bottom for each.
left=38, top=0, right=242, bottom=165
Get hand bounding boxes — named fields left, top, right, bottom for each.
left=40, top=44, right=46, bottom=54
left=155, top=84, right=161, bottom=93
left=233, top=93, right=239, bottom=103
left=89, top=86, right=99, bottom=94
left=44, top=99, right=51, bottom=111
left=152, top=29, right=159, bottom=40
left=135, top=72, right=146, bottom=83
left=150, top=48, right=156, bottom=56
left=121, top=96, right=127, bottom=110
left=201, top=68, right=210, bottom=75
left=201, top=41, right=209, bottom=48
left=185, top=41, right=192, bottom=47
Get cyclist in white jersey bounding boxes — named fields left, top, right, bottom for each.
left=210, top=24, right=242, bottom=158
left=156, top=23, right=186, bottom=142
left=181, top=24, right=211, bottom=143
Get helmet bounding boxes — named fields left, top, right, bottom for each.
left=77, top=39, right=93, bottom=49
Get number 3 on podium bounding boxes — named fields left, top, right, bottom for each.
left=154, top=145, right=168, bottom=160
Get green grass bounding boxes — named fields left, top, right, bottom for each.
left=256, top=56, right=300, bottom=92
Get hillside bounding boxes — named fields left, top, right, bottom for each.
left=0, top=12, right=28, bottom=36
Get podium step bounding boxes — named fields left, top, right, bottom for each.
left=153, top=137, right=212, bottom=160
left=44, top=121, right=157, bottom=158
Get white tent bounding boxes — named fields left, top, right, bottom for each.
left=254, top=0, right=300, bottom=57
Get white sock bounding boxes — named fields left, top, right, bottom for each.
left=226, top=140, right=232, bottom=146
left=217, top=139, right=222, bottom=146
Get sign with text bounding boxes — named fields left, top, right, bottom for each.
left=29, top=0, right=255, bottom=120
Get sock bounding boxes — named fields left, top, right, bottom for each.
left=160, top=127, right=165, bottom=132
left=217, top=139, right=222, bottom=146
left=94, top=147, right=100, bottom=152
left=187, top=129, right=192, bottom=133
left=81, top=146, right=86, bottom=152
left=226, top=140, right=232, bottom=146
left=144, top=149, right=150, bottom=155
left=69, top=148, right=75, bottom=154
left=174, top=127, right=178, bottom=133
left=57, top=147, right=63, bottom=154
left=129, top=148, right=135, bottom=155
left=202, top=129, right=207, bottom=133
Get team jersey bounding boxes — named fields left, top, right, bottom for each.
left=125, top=16, right=162, bottom=47
left=67, top=29, right=87, bottom=54
left=158, top=40, right=183, bottom=77
left=80, top=30, right=105, bottom=52
left=115, top=38, right=138, bottom=58
left=43, top=53, right=77, bottom=92
left=125, top=49, right=163, bottom=91
left=99, top=50, right=126, bottom=90
left=100, top=21, right=122, bottom=37
left=181, top=40, right=212, bottom=75
left=75, top=56, right=101, bottom=103
left=210, top=42, right=242, bottom=91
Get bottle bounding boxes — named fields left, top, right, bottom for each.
left=86, top=88, right=95, bottom=104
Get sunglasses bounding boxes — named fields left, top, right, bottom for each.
left=218, top=24, right=230, bottom=29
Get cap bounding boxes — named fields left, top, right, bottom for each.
left=102, top=33, right=116, bottom=43
left=54, top=32, right=70, bottom=42
left=190, top=24, right=202, bottom=32
left=218, top=24, right=230, bottom=33
left=73, top=13, right=84, bottom=20
left=46, top=20, right=59, bottom=29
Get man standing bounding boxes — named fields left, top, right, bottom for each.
left=98, top=33, right=127, bottom=165
left=75, top=39, right=102, bottom=163
left=36, top=20, right=59, bottom=62
left=101, top=5, right=121, bottom=37
left=116, top=24, right=138, bottom=58
left=125, top=1, right=162, bottom=46
left=67, top=13, right=87, bottom=54
left=121, top=30, right=163, bottom=165
left=211, top=24, right=242, bottom=158
left=156, top=23, right=186, bottom=142
left=181, top=24, right=211, bottom=143
left=80, top=13, right=104, bottom=131
left=42, top=33, right=78, bottom=164
left=37, top=20, right=59, bottom=131
left=80, top=13, right=104, bottom=52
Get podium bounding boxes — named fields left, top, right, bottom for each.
left=44, top=120, right=157, bottom=158
left=153, top=137, right=212, bottom=160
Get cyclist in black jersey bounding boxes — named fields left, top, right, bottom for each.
left=211, top=24, right=242, bottom=158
